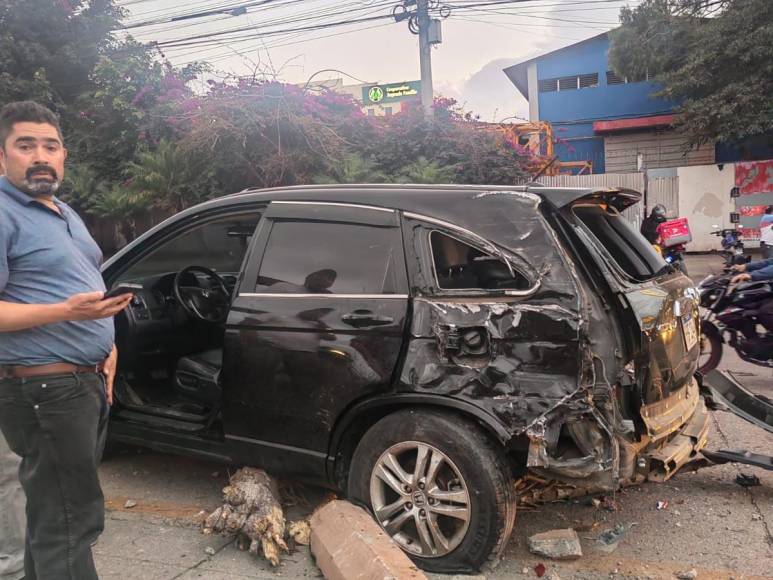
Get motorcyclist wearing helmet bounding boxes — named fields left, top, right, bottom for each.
left=731, top=258, right=773, bottom=284
left=640, top=204, right=667, bottom=244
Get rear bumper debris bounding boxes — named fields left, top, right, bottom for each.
left=700, top=369, right=773, bottom=434
left=643, top=393, right=710, bottom=482
left=701, top=449, right=773, bottom=471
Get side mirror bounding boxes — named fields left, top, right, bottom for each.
left=730, top=186, right=740, bottom=198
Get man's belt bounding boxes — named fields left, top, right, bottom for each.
left=0, top=362, right=104, bottom=380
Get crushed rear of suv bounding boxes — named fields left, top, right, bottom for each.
left=102, top=184, right=707, bottom=573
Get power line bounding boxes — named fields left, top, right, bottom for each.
left=152, top=10, right=395, bottom=49
left=122, top=0, right=286, bottom=29
left=129, top=0, right=372, bottom=38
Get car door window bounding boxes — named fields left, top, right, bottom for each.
left=256, top=220, right=401, bottom=294
left=430, top=231, right=531, bottom=290
left=118, top=215, right=260, bottom=281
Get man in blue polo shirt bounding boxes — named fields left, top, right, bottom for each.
left=0, top=101, right=132, bottom=580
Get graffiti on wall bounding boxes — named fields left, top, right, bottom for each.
left=735, top=159, right=773, bottom=240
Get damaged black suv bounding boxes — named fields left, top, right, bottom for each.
left=103, top=184, right=707, bottom=573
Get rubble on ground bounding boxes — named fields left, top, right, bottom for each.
left=528, top=528, right=583, bottom=560
left=595, top=523, right=627, bottom=553
left=287, top=520, right=311, bottom=546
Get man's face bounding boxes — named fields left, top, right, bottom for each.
left=0, top=122, right=67, bottom=197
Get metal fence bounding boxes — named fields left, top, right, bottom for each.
left=536, top=172, right=647, bottom=227
left=647, top=176, right=680, bottom=216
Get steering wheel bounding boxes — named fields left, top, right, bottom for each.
left=173, top=266, right=230, bottom=324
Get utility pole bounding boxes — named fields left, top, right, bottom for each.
left=417, top=0, right=434, bottom=117
left=393, top=1, right=450, bottom=118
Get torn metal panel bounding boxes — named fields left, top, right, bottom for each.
left=526, top=407, right=618, bottom=488
left=399, top=193, right=623, bottom=492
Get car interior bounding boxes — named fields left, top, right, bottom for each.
left=110, top=214, right=261, bottom=430
left=430, top=231, right=531, bottom=290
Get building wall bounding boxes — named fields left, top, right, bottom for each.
left=735, top=159, right=773, bottom=241
left=677, top=164, right=736, bottom=252
left=552, top=123, right=606, bottom=173
left=535, top=35, right=677, bottom=125
left=605, top=130, right=715, bottom=173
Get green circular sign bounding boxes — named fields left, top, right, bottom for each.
left=368, top=86, right=384, bottom=103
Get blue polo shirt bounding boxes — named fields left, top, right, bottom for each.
left=0, top=176, right=113, bottom=366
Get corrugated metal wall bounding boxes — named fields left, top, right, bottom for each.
left=604, top=131, right=714, bottom=173
left=648, top=176, right=680, bottom=216
left=536, top=172, right=646, bottom=226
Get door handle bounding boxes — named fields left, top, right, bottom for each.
left=342, top=311, right=394, bottom=327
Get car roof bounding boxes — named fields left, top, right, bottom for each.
left=103, top=183, right=641, bottom=272
left=193, top=183, right=641, bottom=214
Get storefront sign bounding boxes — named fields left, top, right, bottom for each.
left=363, top=81, right=421, bottom=105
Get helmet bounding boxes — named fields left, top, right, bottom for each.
left=651, top=204, right=667, bottom=220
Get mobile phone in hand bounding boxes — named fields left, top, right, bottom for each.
left=103, top=283, right=143, bottom=300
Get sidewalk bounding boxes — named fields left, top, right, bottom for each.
left=94, top=513, right=318, bottom=579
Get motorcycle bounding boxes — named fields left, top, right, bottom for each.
left=709, top=225, right=748, bottom=266
left=697, top=271, right=773, bottom=374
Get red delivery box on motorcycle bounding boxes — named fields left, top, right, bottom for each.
left=658, top=217, right=692, bottom=247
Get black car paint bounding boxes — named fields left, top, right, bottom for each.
left=102, top=184, right=701, bottom=490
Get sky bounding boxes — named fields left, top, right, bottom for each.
left=118, top=0, right=639, bottom=122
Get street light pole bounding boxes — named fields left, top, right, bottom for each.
left=417, top=0, right=434, bottom=117
left=393, top=0, right=448, bottom=118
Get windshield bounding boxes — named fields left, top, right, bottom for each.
left=573, top=204, right=667, bottom=281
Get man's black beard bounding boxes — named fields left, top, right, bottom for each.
left=20, top=166, right=61, bottom=196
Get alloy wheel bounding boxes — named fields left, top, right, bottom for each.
left=369, top=441, right=471, bottom=558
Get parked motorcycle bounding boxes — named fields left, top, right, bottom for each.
left=661, top=243, right=688, bottom=274
left=697, top=271, right=773, bottom=373
left=710, top=225, right=748, bottom=267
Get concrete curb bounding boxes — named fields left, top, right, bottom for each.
left=310, top=500, right=427, bottom=580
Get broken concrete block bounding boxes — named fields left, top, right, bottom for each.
left=310, top=500, right=426, bottom=580
left=528, top=528, right=583, bottom=560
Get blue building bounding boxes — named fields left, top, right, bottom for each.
left=503, top=32, right=716, bottom=174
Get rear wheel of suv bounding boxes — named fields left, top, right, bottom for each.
left=347, top=409, right=516, bottom=573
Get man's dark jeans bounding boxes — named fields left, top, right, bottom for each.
left=0, top=372, right=108, bottom=580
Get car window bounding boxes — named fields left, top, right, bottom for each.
left=119, top=215, right=260, bottom=281
left=256, top=220, right=401, bottom=294
left=572, top=205, right=665, bottom=281
left=430, top=231, right=531, bottom=291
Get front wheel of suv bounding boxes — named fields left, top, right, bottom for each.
left=347, top=409, right=516, bottom=574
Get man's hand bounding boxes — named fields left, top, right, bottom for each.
left=730, top=273, right=752, bottom=286
left=102, top=345, right=117, bottom=406
left=0, top=291, right=133, bottom=332
left=63, top=291, right=132, bottom=321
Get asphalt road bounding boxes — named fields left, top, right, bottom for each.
left=94, top=254, right=772, bottom=580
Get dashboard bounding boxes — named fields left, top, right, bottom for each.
left=114, top=270, right=239, bottom=363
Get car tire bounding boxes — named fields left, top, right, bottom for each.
left=347, top=409, right=516, bottom=574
